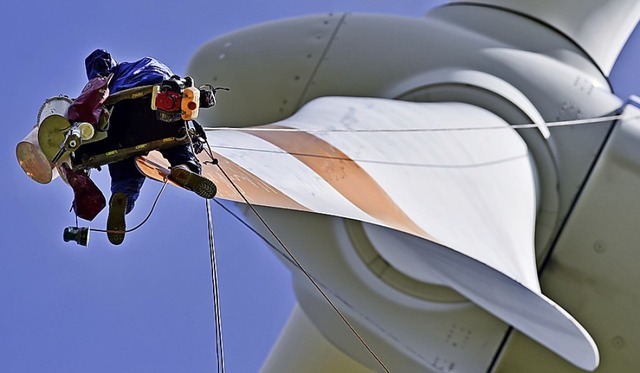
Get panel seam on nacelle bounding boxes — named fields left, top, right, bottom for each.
left=294, top=13, right=349, bottom=111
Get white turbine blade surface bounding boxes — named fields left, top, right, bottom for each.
left=207, top=97, right=539, bottom=287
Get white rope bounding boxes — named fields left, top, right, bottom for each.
left=203, top=113, right=631, bottom=134
left=205, top=199, right=225, bottom=373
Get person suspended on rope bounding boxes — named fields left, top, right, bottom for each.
left=84, top=49, right=217, bottom=245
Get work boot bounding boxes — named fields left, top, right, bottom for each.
left=169, top=164, right=217, bottom=199
left=107, top=192, right=128, bottom=245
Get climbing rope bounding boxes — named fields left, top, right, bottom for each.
left=183, top=121, right=226, bottom=373
left=200, top=136, right=391, bottom=372
left=206, top=198, right=225, bottom=373
left=203, top=113, right=631, bottom=133
left=200, top=113, right=634, bottom=169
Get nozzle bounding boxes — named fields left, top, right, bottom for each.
left=77, top=122, right=95, bottom=141
left=63, top=226, right=90, bottom=246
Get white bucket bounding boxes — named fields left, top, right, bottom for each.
left=37, top=95, right=73, bottom=125
left=16, top=96, right=73, bottom=184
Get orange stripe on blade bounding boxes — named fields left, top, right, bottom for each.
left=246, top=126, right=431, bottom=239
left=139, top=151, right=308, bottom=212
left=200, top=152, right=309, bottom=211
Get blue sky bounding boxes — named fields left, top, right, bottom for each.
left=1, top=1, right=638, bottom=372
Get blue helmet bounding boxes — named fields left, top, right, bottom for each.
left=85, top=49, right=116, bottom=80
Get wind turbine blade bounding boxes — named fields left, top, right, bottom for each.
left=141, top=96, right=598, bottom=369
left=446, top=0, right=640, bottom=75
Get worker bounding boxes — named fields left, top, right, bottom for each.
left=84, top=49, right=216, bottom=245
